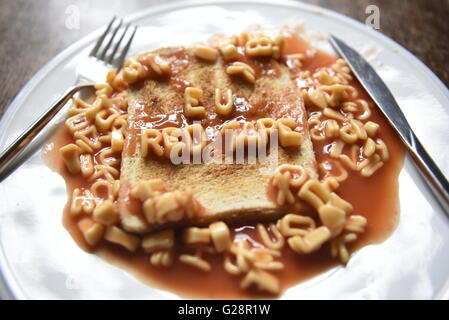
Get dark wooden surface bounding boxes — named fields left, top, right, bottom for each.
left=0, top=0, right=447, bottom=119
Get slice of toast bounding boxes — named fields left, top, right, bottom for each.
left=118, top=46, right=317, bottom=234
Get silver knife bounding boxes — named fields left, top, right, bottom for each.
left=329, top=34, right=449, bottom=215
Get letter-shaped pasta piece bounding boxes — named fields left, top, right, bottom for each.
left=162, top=127, right=191, bottom=159
left=209, top=221, right=232, bottom=253
left=318, top=203, right=346, bottom=237
left=342, top=101, right=358, bottom=113
left=142, top=198, right=156, bottom=223
left=271, top=34, right=285, bottom=59
left=324, top=119, right=340, bottom=138
left=106, top=69, right=128, bottom=92
left=323, top=108, right=346, bottom=121
left=350, top=119, right=367, bottom=140
left=65, top=113, right=89, bottom=134
left=142, top=229, right=175, bottom=253
left=224, top=253, right=243, bottom=275
left=89, top=164, right=119, bottom=182
left=319, top=159, right=348, bottom=182
left=231, top=240, right=252, bottom=273
left=359, top=154, right=384, bottom=177
left=104, top=226, right=140, bottom=252
left=256, top=118, right=277, bottom=138
left=277, top=118, right=302, bottom=148
left=321, top=177, right=340, bottom=191
left=364, top=121, right=379, bottom=137
left=173, top=190, right=197, bottom=220
left=179, top=253, right=211, bottom=272
left=276, top=164, right=309, bottom=188
left=272, top=171, right=294, bottom=205
left=298, top=179, right=332, bottom=211
left=340, top=123, right=359, bottom=144
left=338, top=144, right=361, bottom=170
left=150, top=250, right=174, bottom=268
left=363, top=138, right=376, bottom=158
left=122, top=58, right=145, bottom=84
left=256, top=118, right=277, bottom=146
left=286, top=53, right=305, bottom=69
left=254, top=260, right=284, bottom=271
left=112, top=114, right=128, bottom=131
left=70, top=188, right=95, bottom=216
left=231, top=31, right=249, bottom=46
left=141, top=129, right=164, bottom=157
left=375, top=138, right=389, bottom=161
left=112, top=180, right=120, bottom=199
left=329, top=140, right=345, bottom=158
left=60, top=144, right=82, bottom=174
left=306, top=87, right=327, bottom=109
left=193, top=45, right=218, bottom=62
left=287, top=226, right=331, bottom=254
left=218, top=40, right=238, bottom=60
left=277, top=214, right=315, bottom=237
left=309, top=118, right=325, bottom=141
left=130, top=179, right=165, bottom=202
left=214, top=88, right=234, bottom=115
left=68, top=97, right=102, bottom=120
left=240, top=269, right=280, bottom=295
left=320, top=84, right=347, bottom=107
left=95, top=108, right=119, bottom=133
left=91, top=179, right=115, bottom=201
left=145, top=53, right=170, bottom=75
left=80, top=154, right=94, bottom=179
left=76, top=139, right=94, bottom=154
left=226, top=62, right=255, bottom=84
left=251, top=247, right=281, bottom=269
left=332, top=59, right=352, bottom=81
left=74, top=125, right=102, bottom=151
left=78, top=218, right=105, bottom=247
left=183, top=227, right=211, bottom=245
left=257, top=223, right=284, bottom=250
left=154, top=192, right=184, bottom=223
left=111, top=128, right=124, bottom=153
left=245, top=36, right=273, bottom=57
left=98, top=148, right=120, bottom=168
left=315, top=69, right=338, bottom=85
left=344, top=215, right=367, bottom=233
left=93, top=199, right=118, bottom=226
left=343, top=99, right=371, bottom=120
left=329, top=192, right=353, bottom=214
left=184, top=87, right=206, bottom=118
left=95, top=83, right=113, bottom=98
left=330, top=233, right=358, bottom=264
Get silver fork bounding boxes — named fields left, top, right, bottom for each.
left=0, top=17, right=137, bottom=182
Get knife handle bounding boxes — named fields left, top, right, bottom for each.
left=407, top=131, right=449, bottom=214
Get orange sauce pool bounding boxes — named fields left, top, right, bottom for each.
left=43, top=33, right=404, bottom=298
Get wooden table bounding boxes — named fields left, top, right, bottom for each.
left=0, top=0, right=447, bottom=119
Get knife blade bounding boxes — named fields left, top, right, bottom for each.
left=329, top=34, right=449, bottom=215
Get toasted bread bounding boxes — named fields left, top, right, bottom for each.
left=118, top=46, right=317, bottom=234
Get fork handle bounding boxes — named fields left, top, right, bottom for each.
left=0, top=84, right=94, bottom=182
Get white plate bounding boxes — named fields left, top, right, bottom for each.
left=1, top=0, right=449, bottom=300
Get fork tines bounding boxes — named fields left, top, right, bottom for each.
left=89, top=16, right=137, bottom=69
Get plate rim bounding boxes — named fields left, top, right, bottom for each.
left=1, top=0, right=448, bottom=300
